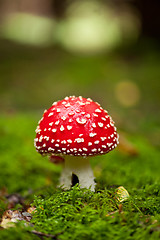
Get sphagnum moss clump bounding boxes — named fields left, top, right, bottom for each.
left=31, top=186, right=117, bottom=237
left=30, top=185, right=160, bottom=240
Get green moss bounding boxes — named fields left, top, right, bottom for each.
left=0, top=228, right=39, bottom=240
left=31, top=186, right=116, bottom=238
left=0, top=114, right=160, bottom=239
left=29, top=185, right=160, bottom=239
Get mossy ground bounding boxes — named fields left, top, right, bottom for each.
left=0, top=113, right=160, bottom=239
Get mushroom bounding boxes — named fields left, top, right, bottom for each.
left=34, top=96, right=119, bottom=191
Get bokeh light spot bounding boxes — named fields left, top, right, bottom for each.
left=1, top=13, right=55, bottom=46
left=115, top=80, right=140, bottom=107
left=56, top=0, right=140, bottom=54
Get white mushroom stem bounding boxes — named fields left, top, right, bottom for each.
left=59, top=156, right=96, bottom=191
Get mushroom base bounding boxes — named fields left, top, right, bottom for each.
left=59, top=156, right=96, bottom=191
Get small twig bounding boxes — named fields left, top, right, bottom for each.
left=30, top=230, right=62, bottom=240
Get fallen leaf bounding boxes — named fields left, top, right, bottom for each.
left=115, top=186, right=130, bottom=202
left=118, top=132, right=139, bottom=156
left=0, top=210, right=32, bottom=229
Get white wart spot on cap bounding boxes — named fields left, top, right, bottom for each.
left=39, top=136, right=43, bottom=142
left=78, top=102, right=85, bottom=106
left=86, top=114, right=90, bottom=118
left=44, top=136, right=49, bottom=141
left=55, top=120, right=59, bottom=125
left=75, top=138, right=84, bottom=143
left=34, top=138, right=38, bottom=142
left=48, top=112, right=53, bottom=117
left=89, top=133, right=97, bottom=137
left=60, top=125, right=65, bottom=131
left=98, top=122, right=103, bottom=127
left=83, top=148, right=88, bottom=151
left=107, top=143, right=113, bottom=147
left=100, top=137, right=106, bottom=141
left=101, top=117, right=106, bottom=121
left=91, top=148, right=97, bottom=152
left=76, top=118, right=87, bottom=124
left=110, top=121, right=114, bottom=127
left=67, top=125, right=72, bottom=130
left=52, top=101, right=57, bottom=106
left=68, top=112, right=75, bottom=116
left=52, top=129, right=57, bottom=133
left=61, top=116, right=67, bottom=120
left=35, top=126, right=41, bottom=134
left=95, top=109, right=101, bottom=113
left=65, top=103, right=71, bottom=108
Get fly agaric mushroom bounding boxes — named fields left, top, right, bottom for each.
left=34, top=96, right=119, bottom=191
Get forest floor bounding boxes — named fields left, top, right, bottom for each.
left=0, top=39, right=160, bottom=239
left=0, top=113, right=160, bottom=239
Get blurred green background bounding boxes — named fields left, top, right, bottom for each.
left=0, top=0, right=160, bottom=139
left=0, top=0, right=160, bottom=193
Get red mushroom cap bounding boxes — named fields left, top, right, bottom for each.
left=34, top=96, right=119, bottom=157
